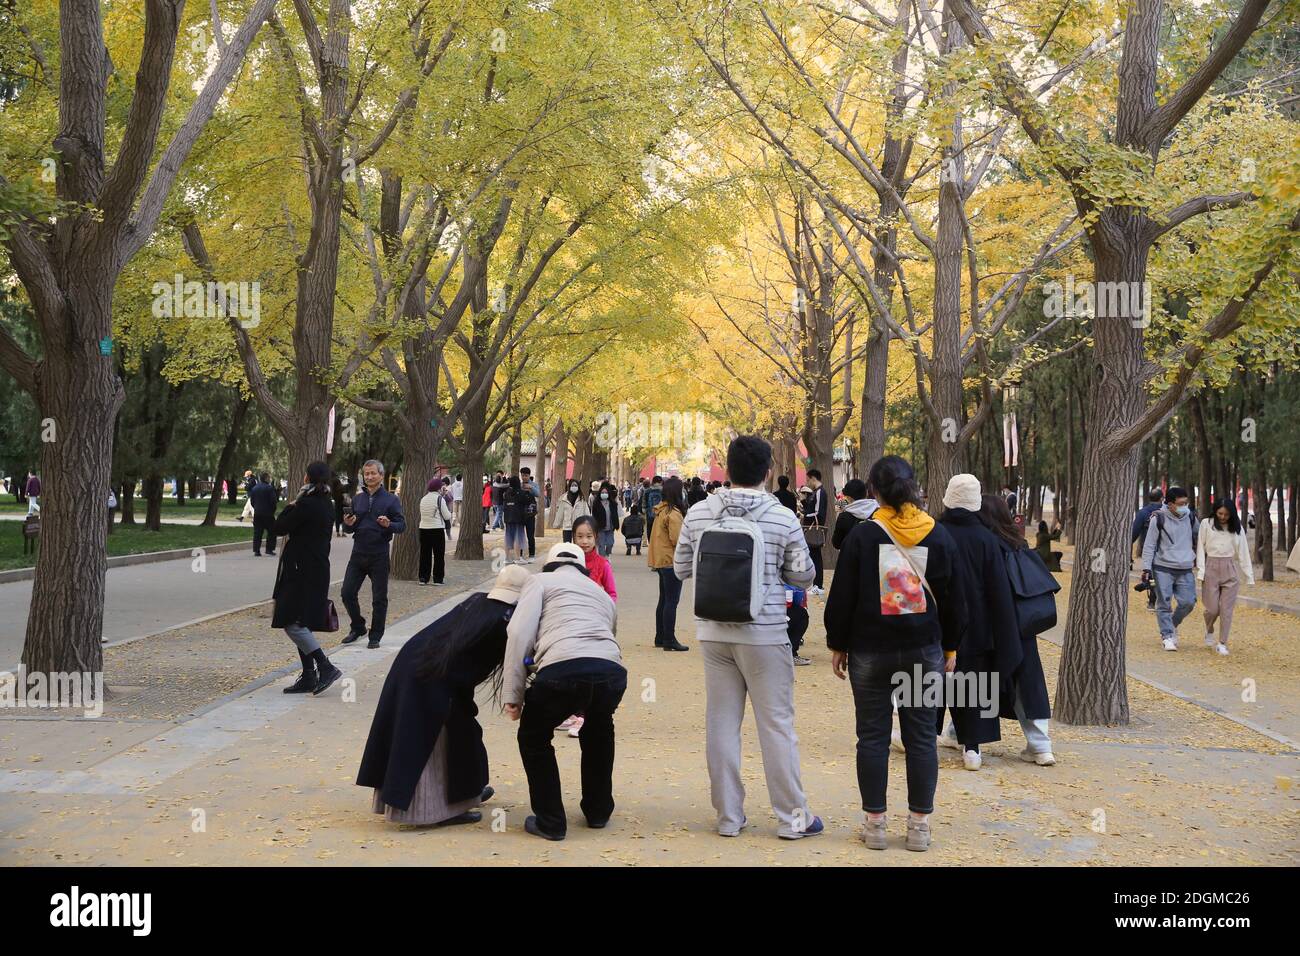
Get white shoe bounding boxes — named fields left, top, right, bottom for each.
left=1215, top=643, right=1230, bottom=656
left=937, top=723, right=961, bottom=750
left=1205, top=631, right=1216, bottom=648
left=963, top=750, right=982, bottom=771
left=1162, top=637, right=1178, bottom=651
left=1020, top=748, right=1056, bottom=766
left=567, top=716, right=584, bottom=738
left=809, top=586, right=824, bottom=596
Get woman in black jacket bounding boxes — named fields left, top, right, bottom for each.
left=936, top=475, right=1024, bottom=771
left=272, top=461, right=343, bottom=696
left=824, top=455, right=968, bottom=852
left=980, top=495, right=1056, bottom=766
left=357, top=565, right=528, bottom=825
left=831, top=478, right=880, bottom=550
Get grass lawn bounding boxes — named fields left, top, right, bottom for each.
left=0, top=523, right=250, bottom=571
left=0, top=497, right=248, bottom=519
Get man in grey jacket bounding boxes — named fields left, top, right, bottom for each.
left=504, top=543, right=624, bottom=840
left=674, top=435, right=822, bottom=840
left=1140, top=486, right=1199, bottom=651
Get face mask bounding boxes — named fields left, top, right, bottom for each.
left=600, top=493, right=608, bottom=500
left=570, top=486, right=578, bottom=493
left=1170, top=505, right=1184, bottom=516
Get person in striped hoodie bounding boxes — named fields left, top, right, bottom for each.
left=673, top=434, right=823, bottom=841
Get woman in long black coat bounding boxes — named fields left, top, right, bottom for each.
left=980, top=494, right=1056, bottom=766
left=937, top=476, right=1023, bottom=770
left=357, top=565, right=529, bottom=826
left=272, top=461, right=343, bottom=696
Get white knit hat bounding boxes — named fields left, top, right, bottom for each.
left=546, top=542, right=586, bottom=567
left=943, top=473, right=982, bottom=512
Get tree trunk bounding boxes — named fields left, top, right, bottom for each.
left=535, top=420, right=548, bottom=541
left=548, top=421, right=568, bottom=529
left=390, top=426, right=436, bottom=581
left=143, top=476, right=164, bottom=532
left=203, top=396, right=250, bottom=527
left=455, top=383, right=491, bottom=561
left=120, top=478, right=137, bottom=525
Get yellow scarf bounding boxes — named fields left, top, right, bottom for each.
left=873, top=502, right=934, bottom=548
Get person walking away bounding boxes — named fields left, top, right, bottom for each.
left=1132, top=489, right=1164, bottom=609
left=341, top=460, right=406, bottom=648
left=1034, top=520, right=1063, bottom=571
left=25, top=470, right=40, bottom=515
left=786, top=585, right=810, bottom=665
left=824, top=455, right=968, bottom=852
left=936, top=476, right=1023, bottom=772
left=272, top=461, right=344, bottom=696
left=686, top=476, right=707, bottom=507
left=1197, top=500, right=1254, bottom=656
left=501, top=475, right=533, bottom=564
left=592, top=482, right=620, bottom=557
left=643, top=475, right=664, bottom=537
left=418, top=478, right=452, bottom=585
left=673, top=435, right=822, bottom=839
left=978, top=494, right=1057, bottom=765
left=490, top=472, right=507, bottom=531
left=551, top=479, right=590, bottom=543
left=250, top=472, right=280, bottom=556
left=331, top=475, right=347, bottom=537
left=451, top=473, right=464, bottom=529
left=521, top=467, right=541, bottom=558
left=106, top=487, right=118, bottom=536
left=480, top=478, right=492, bottom=533
left=774, top=474, right=799, bottom=513
left=1140, top=486, right=1199, bottom=651
left=503, top=543, right=625, bottom=841
left=831, top=478, right=879, bottom=549
left=621, top=504, right=645, bottom=555
left=648, top=476, right=687, bottom=650
left=357, top=565, right=527, bottom=825
left=802, top=469, right=829, bottom=594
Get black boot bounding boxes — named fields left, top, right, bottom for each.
left=283, top=650, right=317, bottom=694
left=310, top=649, right=342, bottom=695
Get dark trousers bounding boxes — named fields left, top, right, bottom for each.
left=526, top=517, right=536, bottom=557
left=253, top=514, right=275, bottom=555
left=809, top=545, right=824, bottom=588
left=342, top=551, right=390, bottom=640
left=418, top=528, right=445, bottom=584
left=517, top=658, right=627, bottom=836
left=654, top=567, right=683, bottom=645
left=848, top=643, right=942, bottom=815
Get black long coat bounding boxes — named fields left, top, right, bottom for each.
left=356, top=596, right=511, bottom=811
left=938, top=508, right=1024, bottom=745
left=271, top=490, right=334, bottom=630
left=994, top=537, right=1053, bottom=720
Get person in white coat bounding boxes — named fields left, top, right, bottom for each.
left=550, top=479, right=591, bottom=543
left=419, top=478, right=453, bottom=586
left=1197, top=499, right=1254, bottom=656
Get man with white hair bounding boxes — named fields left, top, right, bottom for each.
left=341, top=459, right=406, bottom=648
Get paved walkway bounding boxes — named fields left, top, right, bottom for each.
left=1, top=546, right=1295, bottom=866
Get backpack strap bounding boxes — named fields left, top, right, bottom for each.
left=871, top=518, right=937, bottom=609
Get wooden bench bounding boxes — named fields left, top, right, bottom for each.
left=22, top=515, right=39, bottom=555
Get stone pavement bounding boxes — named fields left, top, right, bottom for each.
left=0, top=543, right=1296, bottom=866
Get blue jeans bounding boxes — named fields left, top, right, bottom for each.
left=848, top=643, right=942, bottom=815
left=655, top=568, right=683, bottom=645
left=1153, top=567, right=1196, bottom=641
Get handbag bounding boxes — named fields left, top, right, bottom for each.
left=1004, top=546, right=1060, bottom=636
left=803, top=524, right=826, bottom=548
left=322, top=599, right=340, bottom=633
left=872, top=517, right=937, bottom=613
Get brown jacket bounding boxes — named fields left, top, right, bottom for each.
left=647, top=501, right=684, bottom=569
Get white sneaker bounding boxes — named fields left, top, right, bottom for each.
left=963, top=750, right=982, bottom=771
left=1215, top=643, right=1230, bottom=656
left=567, top=715, right=584, bottom=738
left=937, top=723, right=961, bottom=750
left=809, top=586, right=825, bottom=596
left=1205, top=631, right=1216, bottom=648
left=1162, top=637, right=1178, bottom=651
left=1019, top=748, right=1056, bottom=766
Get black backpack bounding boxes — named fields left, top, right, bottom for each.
left=1005, top=546, right=1060, bottom=636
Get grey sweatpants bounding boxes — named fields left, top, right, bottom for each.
left=702, top=641, right=812, bottom=838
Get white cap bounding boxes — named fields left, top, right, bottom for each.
left=942, top=473, right=982, bottom=512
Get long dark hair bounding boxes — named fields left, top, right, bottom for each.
left=567, top=478, right=582, bottom=505
left=1210, top=498, right=1242, bottom=535
left=415, top=592, right=511, bottom=702
left=978, top=493, right=1025, bottom=549
left=662, top=476, right=687, bottom=515
left=867, top=455, right=922, bottom=510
